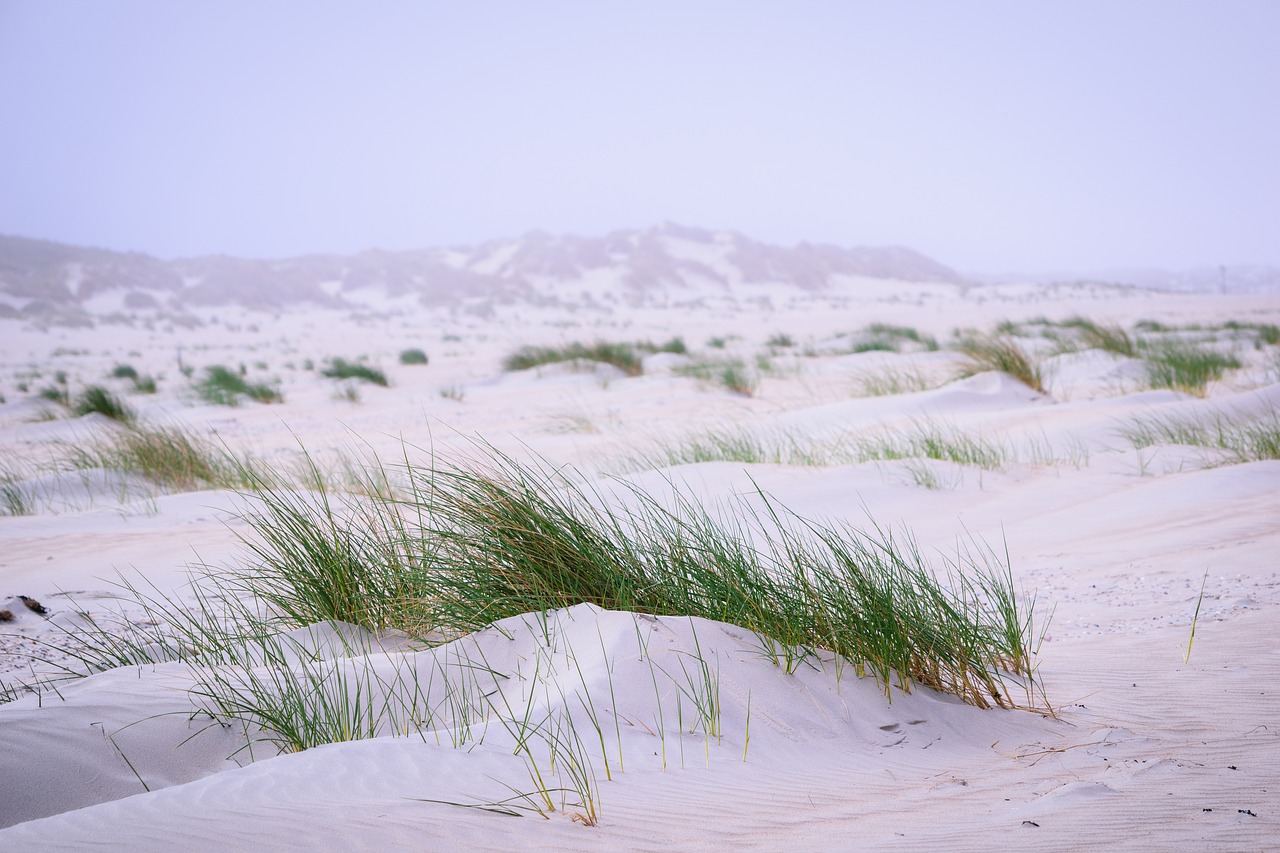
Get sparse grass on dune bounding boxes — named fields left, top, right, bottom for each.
left=72, top=385, right=136, bottom=424
left=854, top=423, right=1008, bottom=471
left=620, top=426, right=843, bottom=470
left=853, top=323, right=939, bottom=353
left=673, top=356, right=759, bottom=396
left=1059, top=317, right=1137, bottom=358
left=1138, top=338, right=1241, bottom=397
left=854, top=364, right=937, bottom=397
left=502, top=339, right=685, bottom=376
left=956, top=334, right=1046, bottom=393
left=619, top=420, right=1018, bottom=477
left=398, top=348, right=429, bottom=366
left=5, top=441, right=1047, bottom=714
left=195, top=365, right=284, bottom=405
left=64, top=424, right=256, bottom=491
left=321, top=358, right=389, bottom=387
left=1120, top=405, right=1280, bottom=464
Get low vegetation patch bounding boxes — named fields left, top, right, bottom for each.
left=65, top=424, right=255, bottom=491
left=5, top=442, right=1048, bottom=716
left=502, top=339, right=685, bottom=377
left=1139, top=339, right=1240, bottom=396
left=674, top=356, right=759, bottom=396
left=195, top=365, right=284, bottom=405
left=72, top=385, right=136, bottom=424
left=853, top=323, right=939, bottom=353
left=321, top=358, right=389, bottom=387
left=1059, top=317, right=1137, bottom=358
left=855, top=423, right=1008, bottom=471
left=957, top=334, right=1045, bottom=393
left=398, top=348, right=429, bottom=366
left=854, top=364, right=937, bottom=397
left=1120, top=405, right=1280, bottom=464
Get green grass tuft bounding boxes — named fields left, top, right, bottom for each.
left=957, top=335, right=1045, bottom=393
left=398, top=348, right=429, bottom=366
left=321, top=358, right=389, bottom=387
left=674, top=356, right=759, bottom=396
left=66, top=424, right=255, bottom=491
left=1121, top=405, right=1280, bottom=464
left=195, top=365, right=284, bottom=405
left=72, top=385, right=136, bottom=424
left=502, top=341, right=645, bottom=376
left=1139, top=339, right=1240, bottom=396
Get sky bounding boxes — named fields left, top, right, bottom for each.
left=0, top=1, right=1277, bottom=274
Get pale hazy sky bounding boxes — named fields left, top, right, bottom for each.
left=1, top=1, right=1276, bottom=273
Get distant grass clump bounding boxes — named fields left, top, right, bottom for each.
left=623, top=427, right=835, bottom=470
left=766, top=332, right=796, bottom=348
left=1060, top=317, right=1137, bottom=358
left=855, top=422, right=1008, bottom=471
left=503, top=341, right=644, bottom=376
left=1121, top=405, right=1280, bottom=464
left=503, top=339, right=688, bottom=376
left=195, top=365, right=284, bottom=406
left=957, top=335, right=1045, bottom=393
left=674, top=356, right=759, bottom=396
left=38, top=385, right=71, bottom=407
left=66, top=424, right=253, bottom=491
left=72, top=385, right=136, bottom=424
left=109, top=364, right=139, bottom=381
left=854, top=365, right=935, bottom=397
left=398, top=348, right=429, bottom=366
left=1139, top=339, right=1241, bottom=396
left=854, top=323, right=939, bottom=353
left=321, top=358, right=388, bottom=387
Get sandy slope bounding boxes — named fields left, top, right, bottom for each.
left=0, top=281, right=1277, bottom=850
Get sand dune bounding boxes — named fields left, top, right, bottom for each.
left=1, top=277, right=1277, bottom=849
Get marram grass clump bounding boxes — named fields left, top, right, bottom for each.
left=957, top=334, right=1045, bottom=393
left=229, top=444, right=1047, bottom=710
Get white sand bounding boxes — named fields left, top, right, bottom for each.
left=1, top=278, right=1277, bottom=850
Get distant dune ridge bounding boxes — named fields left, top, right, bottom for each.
left=0, top=224, right=963, bottom=318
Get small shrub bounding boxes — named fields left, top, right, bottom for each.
left=133, top=375, right=158, bottom=394
left=72, top=385, right=136, bottom=424
left=321, top=358, right=389, bottom=387
left=399, top=348, right=429, bottom=366
left=110, top=364, right=139, bottom=381
left=706, top=337, right=727, bottom=350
